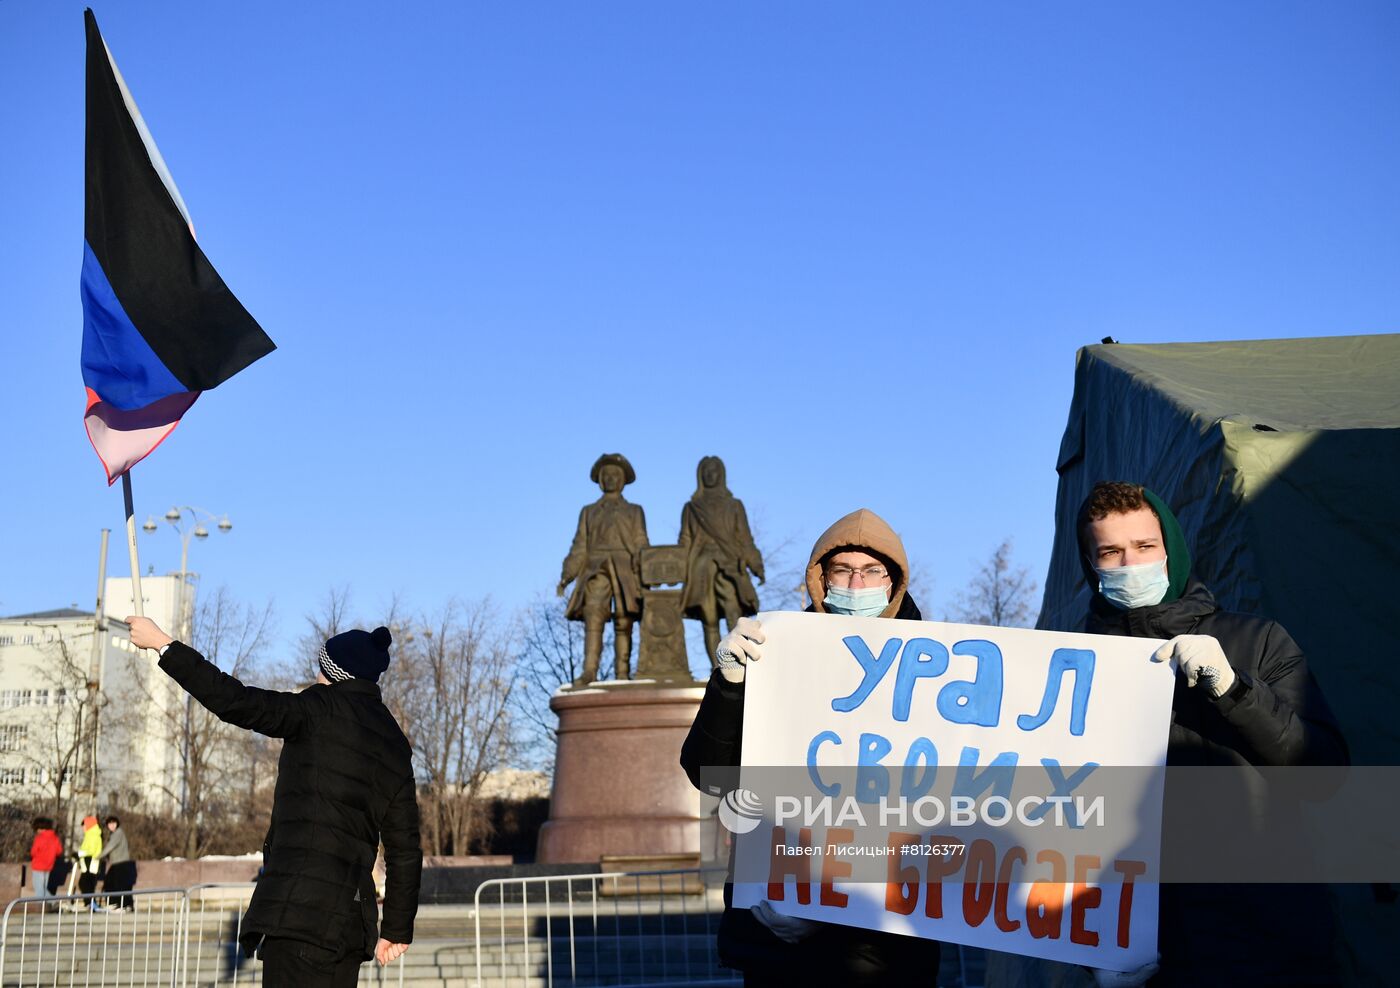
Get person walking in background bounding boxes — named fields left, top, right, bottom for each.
left=72, top=815, right=103, bottom=911
left=99, top=815, right=137, bottom=912
left=29, top=817, right=62, bottom=900
left=127, top=615, right=422, bottom=987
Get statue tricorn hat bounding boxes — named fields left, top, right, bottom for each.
left=590, top=452, right=636, bottom=485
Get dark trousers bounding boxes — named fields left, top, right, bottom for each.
left=258, top=937, right=363, bottom=988
left=103, top=861, right=137, bottom=909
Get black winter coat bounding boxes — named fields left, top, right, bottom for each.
left=1086, top=580, right=1348, bottom=986
left=1086, top=579, right=1347, bottom=770
left=679, top=595, right=942, bottom=987
left=160, top=643, right=422, bottom=959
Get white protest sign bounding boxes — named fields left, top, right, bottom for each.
left=730, top=611, right=1173, bottom=972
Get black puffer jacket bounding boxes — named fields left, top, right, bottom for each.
left=160, top=643, right=422, bottom=958
left=1086, top=580, right=1348, bottom=986
left=1086, top=579, right=1347, bottom=769
left=681, top=593, right=941, bottom=987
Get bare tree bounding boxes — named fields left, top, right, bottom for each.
left=514, top=594, right=584, bottom=749
left=114, top=587, right=275, bottom=856
left=949, top=539, right=1039, bottom=628
left=288, top=585, right=355, bottom=680
left=748, top=513, right=806, bottom=613
left=901, top=560, right=935, bottom=614
left=383, top=599, right=517, bottom=856
left=5, top=628, right=105, bottom=837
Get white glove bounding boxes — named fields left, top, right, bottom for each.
left=1152, top=634, right=1236, bottom=698
left=1090, top=958, right=1159, bottom=987
left=751, top=899, right=818, bottom=944
left=715, top=617, right=765, bottom=684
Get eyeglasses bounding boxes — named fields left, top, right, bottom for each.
left=825, top=564, right=889, bottom=585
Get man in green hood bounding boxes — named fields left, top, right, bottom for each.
left=1074, top=481, right=1349, bottom=986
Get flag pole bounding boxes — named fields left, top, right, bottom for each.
left=121, top=472, right=145, bottom=621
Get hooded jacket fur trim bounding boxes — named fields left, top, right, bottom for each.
left=803, top=508, right=910, bottom=619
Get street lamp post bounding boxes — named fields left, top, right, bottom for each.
left=140, top=506, right=232, bottom=826
left=141, top=507, right=233, bottom=642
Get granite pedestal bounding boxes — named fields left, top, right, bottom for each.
left=536, top=680, right=706, bottom=864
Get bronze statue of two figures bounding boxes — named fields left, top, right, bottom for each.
left=557, top=454, right=765, bottom=687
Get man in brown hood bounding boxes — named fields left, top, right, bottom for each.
left=799, top=507, right=919, bottom=621
left=680, top=508, right=941, bottom=987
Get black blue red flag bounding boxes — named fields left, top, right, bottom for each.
left=81, top=8, right=275, bottom=483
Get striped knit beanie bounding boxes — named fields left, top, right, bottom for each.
left=319, top=626, right=392, bottom=683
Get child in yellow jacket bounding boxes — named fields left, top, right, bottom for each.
left=75, top=816, right=103, bottom=910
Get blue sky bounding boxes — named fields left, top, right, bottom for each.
left=3, top=1, right=1398, bottom=669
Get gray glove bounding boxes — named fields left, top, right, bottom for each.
left=715, top=617, right=765, bottom=684
left=1152, top=634, right=1236, bottom=697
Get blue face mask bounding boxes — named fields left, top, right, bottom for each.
left=824, top=584, right=890, bottom=617
left=1096, top=558, right=1170, bottom=610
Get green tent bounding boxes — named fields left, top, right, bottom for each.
left=1041, top=333, right=1400, bottom=762
left=1037, top=334, right=1400, bottom=981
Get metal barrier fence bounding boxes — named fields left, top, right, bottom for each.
left=0, top=887, right=188, bottom=987
left=0, top=884, right=405, bottom=987
left=471, top=868, right=983, bottom=988
left=473, top=868, right=738, bottom=987
left=3, top=872, right=977, bottom=986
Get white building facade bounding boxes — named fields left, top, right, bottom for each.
left=0, top=574, right=191, bottom=819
